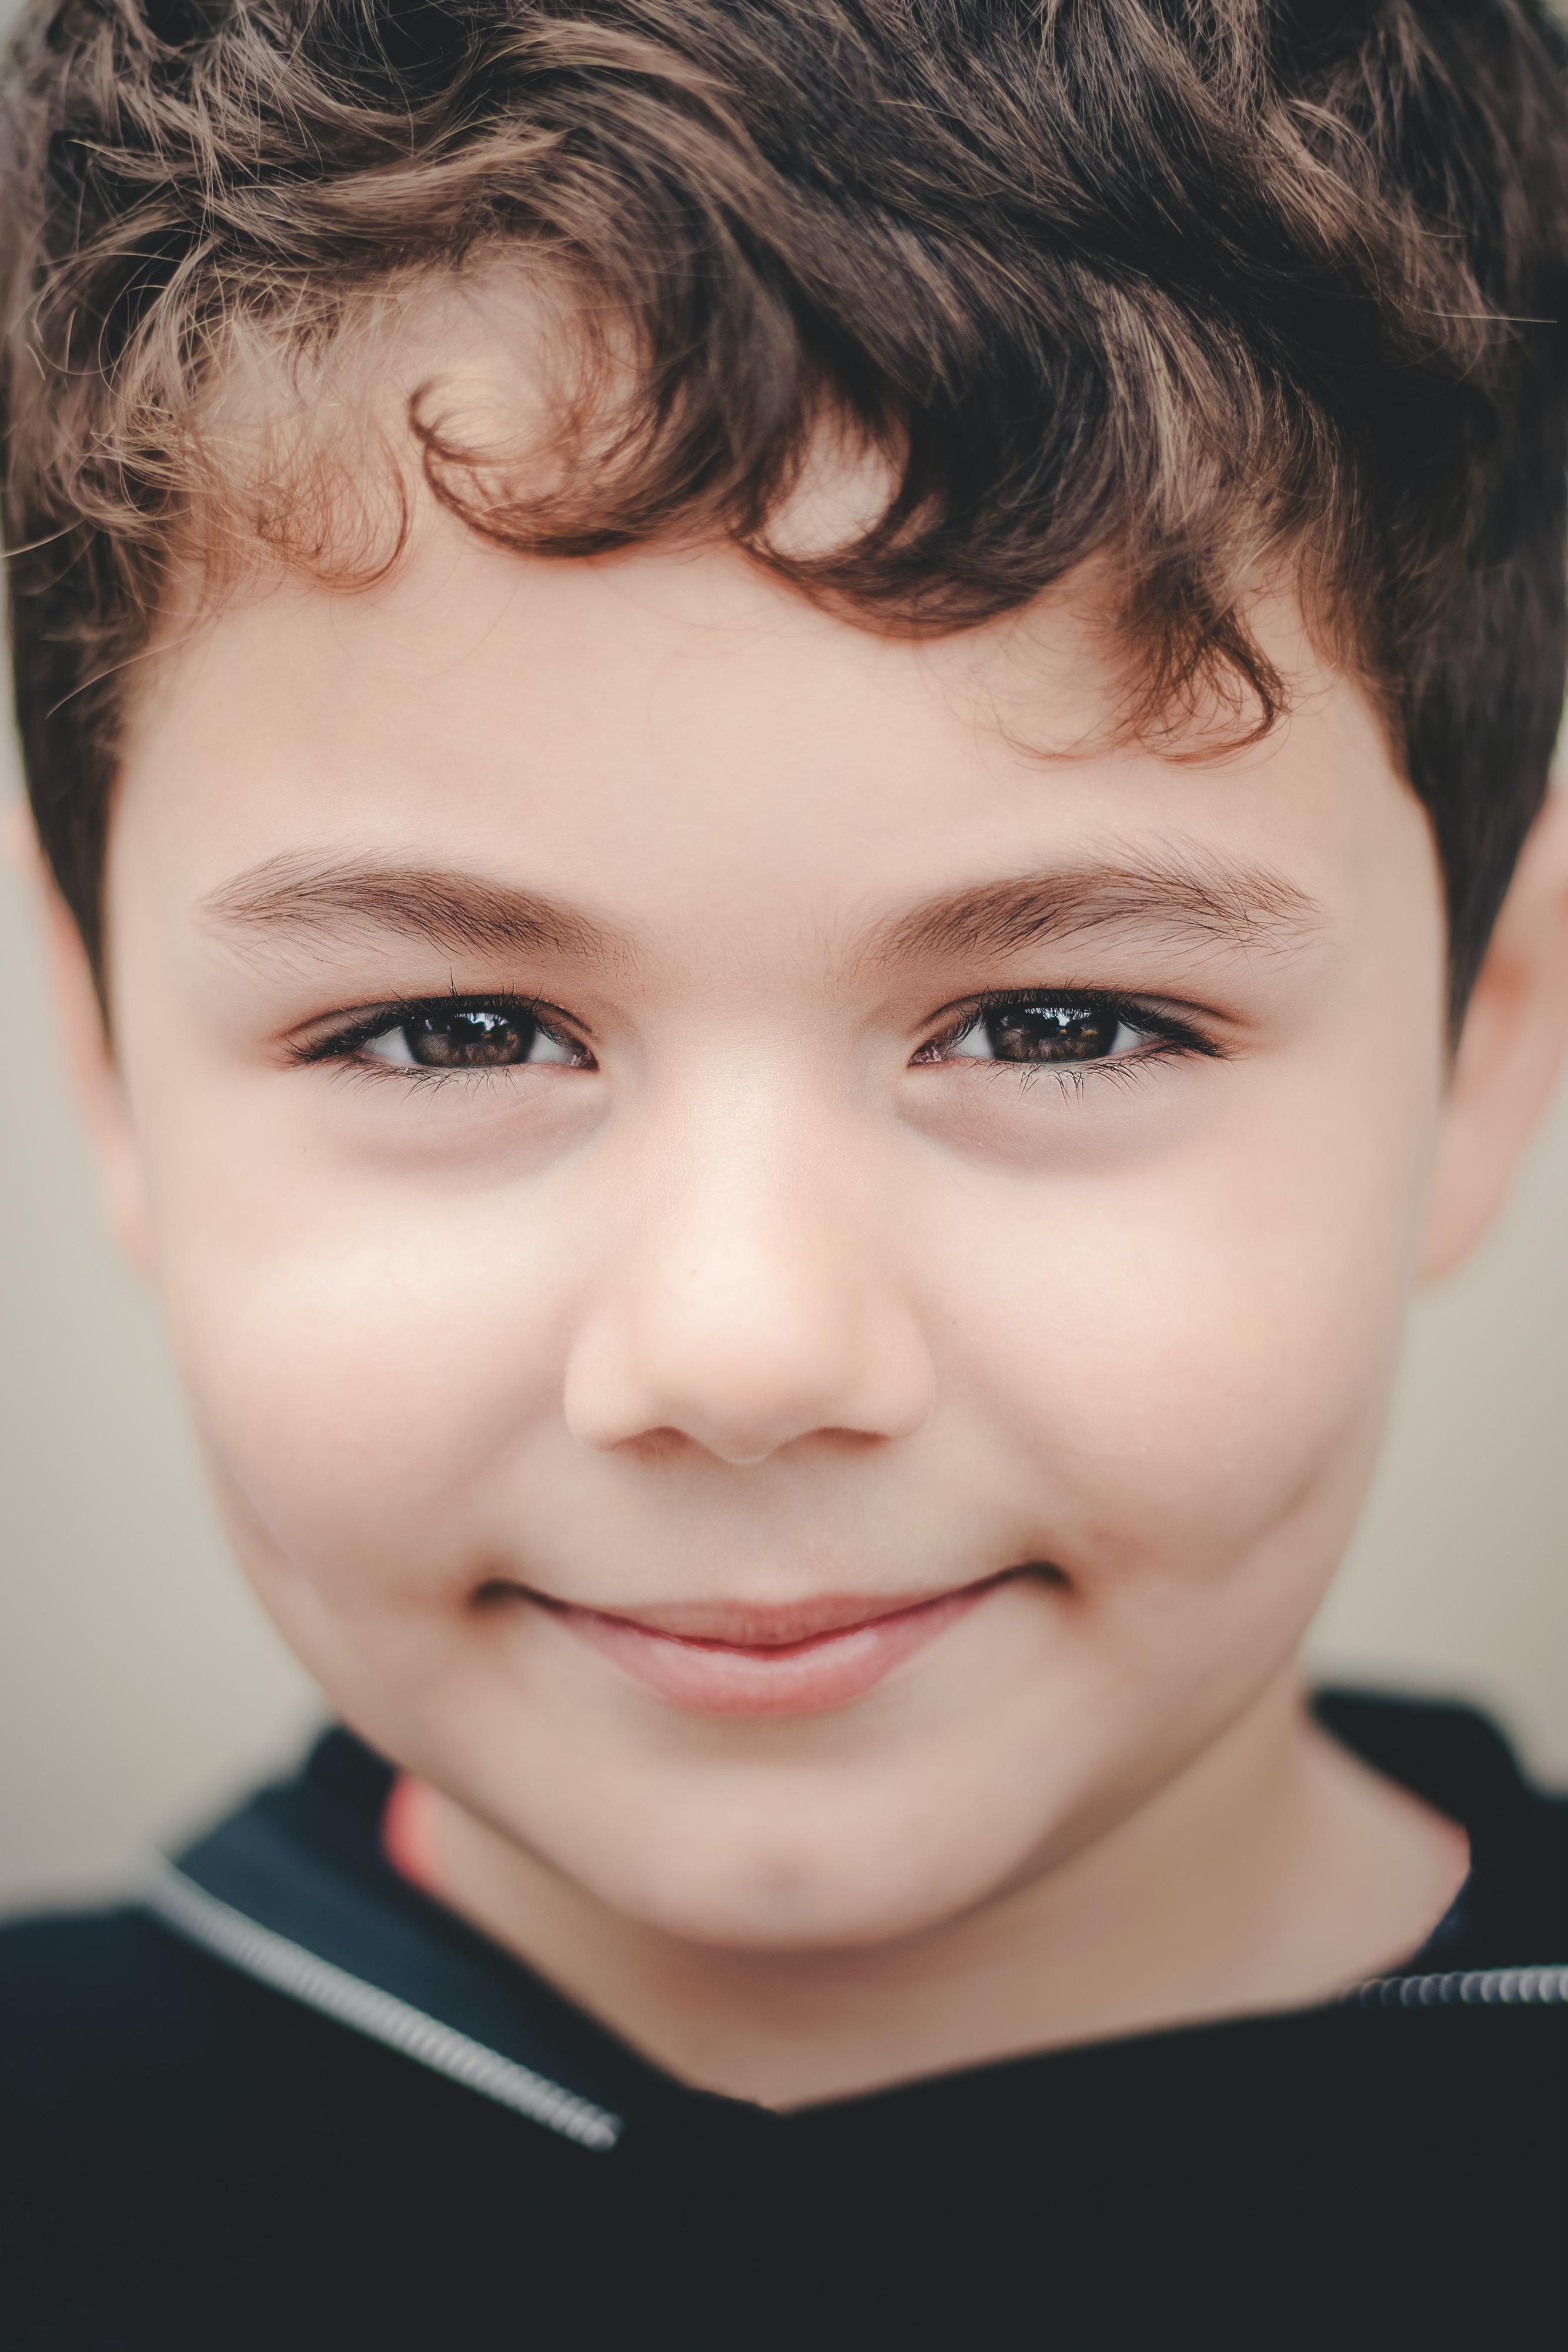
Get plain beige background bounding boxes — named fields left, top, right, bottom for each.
left=3, top=680, right=1567, bottom=1912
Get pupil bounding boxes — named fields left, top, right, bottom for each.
left=405, top=1007, right=531, bottom=1068
left=985, top=1003, right=1119, bottom=1062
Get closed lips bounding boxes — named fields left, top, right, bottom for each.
left=532, top=1569, right=1023, bottom=1716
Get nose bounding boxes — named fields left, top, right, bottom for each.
left=561, top=1118, right=936, bottom=1465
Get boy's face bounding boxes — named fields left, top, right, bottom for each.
left=99, top=493, right=1456, bottom=1949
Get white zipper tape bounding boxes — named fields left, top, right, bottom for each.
left=1348, top=1964, right=1568, bottom=2009
left=143, top=1861, right=623, bottom=2151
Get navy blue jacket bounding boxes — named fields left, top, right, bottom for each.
left=2, top=1690, right=1565, bottom=2350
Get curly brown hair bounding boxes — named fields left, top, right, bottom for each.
left=3, top=0, right=1567, bottom=1015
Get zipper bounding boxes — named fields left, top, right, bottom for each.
left=145, top=1855, right=1567, bottom=2132
left=1346, top=1964, right=1568, bottom=2009
left=143, top=1861, right=623, bottom=2151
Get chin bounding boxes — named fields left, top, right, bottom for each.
left=617, top=1871, right=951, bottom=1954
left=572, top=1809, right=1002, bottom=1953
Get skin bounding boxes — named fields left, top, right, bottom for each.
left=45, top=457, right=1568, bottom=2110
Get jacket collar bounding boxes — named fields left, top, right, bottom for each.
left=146, top=1727, right=676, bottom=2150
left=143, top=1693, right=1568, bottom=2144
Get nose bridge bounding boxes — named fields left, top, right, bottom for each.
left=561, top=1078, right=934, bottom=1462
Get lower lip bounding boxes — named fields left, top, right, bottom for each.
left=547, top=1578, right=1010, bottom=1717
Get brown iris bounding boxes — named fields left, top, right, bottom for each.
left=402, top=1007, right=536, bottom=1068
left=978, top=1003, right=1125, bottom=1063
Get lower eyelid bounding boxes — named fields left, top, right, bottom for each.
left=917, top=1031, right=1211, bottom=1093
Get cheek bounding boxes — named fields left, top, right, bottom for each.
left=946, top=1088, right=1435, bottom=1586
left=153, top=1184, right=565, bottom=1589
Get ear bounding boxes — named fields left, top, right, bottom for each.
left=12, top=813, right=155, bottom=1275
left=1423, top=788, right=1568, bottom=1279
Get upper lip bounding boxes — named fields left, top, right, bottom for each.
left=523, top=1569, right=1018, bottom=1648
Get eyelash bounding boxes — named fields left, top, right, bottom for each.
left=286, top=994, right=594, bottom=1079
left=289, top=988, right=1223, bottom=1087
left=915, top=989, right=1222, bottom=1085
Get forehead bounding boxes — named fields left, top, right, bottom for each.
left=113, top=506, right=1434, bottom=975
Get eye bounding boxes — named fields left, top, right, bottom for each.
left=299, top=998, right=596, bottom=1074
left=367, top=1003, right=589, bottom=1071
left=917, top=995, right=1158, bottom=1067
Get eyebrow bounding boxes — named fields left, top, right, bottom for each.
left=867, top=851, right=1322, bottom=968
left=200, top=845, right=1321, bottom=975
left=199, top=854, right=641, bottom=967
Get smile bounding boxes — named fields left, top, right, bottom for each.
left=527, top=1569, right=1028, bottom=1717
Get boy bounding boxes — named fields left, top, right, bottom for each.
left=3, top=0, right=1568, bottom=2341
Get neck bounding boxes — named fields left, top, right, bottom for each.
left=411, top=1678, right=1467, bottom=2109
